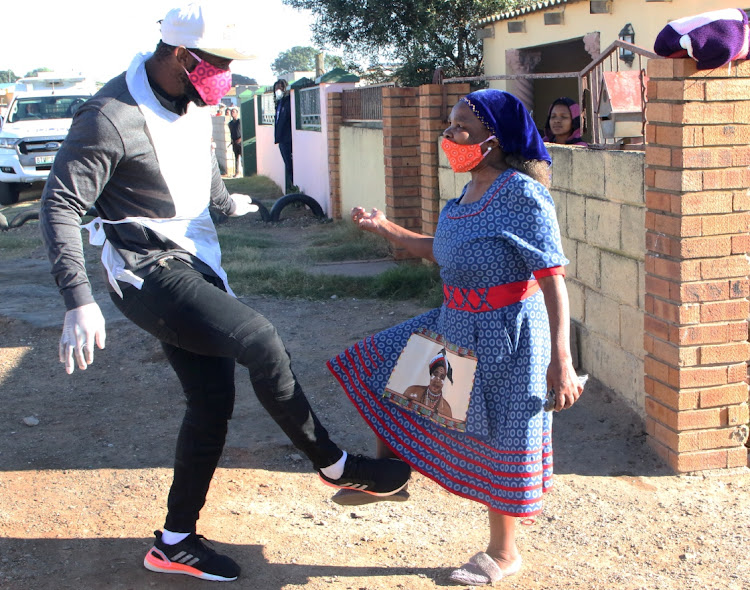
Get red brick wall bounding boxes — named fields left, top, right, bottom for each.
left=644, top=58, right=750, bottom=472
left=382, top=86, right=421, bottom=260
left=418, top=84, right=470, bottom=236
left=380, top=84, right=470, bottom=255
left=327, top=91, right=343, bottom=220
left=332, top=83, right=469, bottom=234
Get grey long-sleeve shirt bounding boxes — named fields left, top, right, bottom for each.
left=40, top=72, right=234, bottom=311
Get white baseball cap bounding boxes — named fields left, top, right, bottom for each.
left=160, top=3, right=256, bottom=60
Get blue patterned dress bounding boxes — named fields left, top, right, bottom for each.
left=328, top=169, right=569, bottom=516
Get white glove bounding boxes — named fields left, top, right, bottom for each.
left=229, top=193, right=259, bottom=217
left=59, top=302, right=106, bottom=374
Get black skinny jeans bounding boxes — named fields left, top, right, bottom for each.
left=110, top=259, right=342, bottom=533
left=278, top=141, right=293, bottom=193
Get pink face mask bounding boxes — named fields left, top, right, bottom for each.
left=184, top=50, right=232, bottom=106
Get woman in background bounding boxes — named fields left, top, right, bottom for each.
left=542, top=97, right=588, bottom=146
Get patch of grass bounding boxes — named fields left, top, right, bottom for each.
left=216, top=229, right=278, bottom=251
left=308, top=221, right=363, bottom=247
left=224, top=175, right=283, bottom=202
left=369, top=264, right=443, bottom=306
left=226, top=264, right=372, bottom=299
left=219, top=217, right=442, bottom=305
left=0, top=231, right=40, bottom=260
left=225, top=257, right=442, bottom=307
left=307, top=221, right=391, bottom=262
left=0, top=202, right=43, bottom=259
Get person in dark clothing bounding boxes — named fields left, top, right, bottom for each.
left=38, top=2, right=410, bottom=583
left=228, top=106, right=242, bottom=177
left=273, top=79, right=293, bottom=193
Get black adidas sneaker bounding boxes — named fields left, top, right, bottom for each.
left=319, top=454, right=411, bottom=496
left=143, top=530, right=240, bottom=582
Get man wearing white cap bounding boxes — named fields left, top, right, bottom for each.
left=40, top=2, right=410, bottom=582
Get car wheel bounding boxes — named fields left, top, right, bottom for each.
left=0, top=182, right=20, bottom=206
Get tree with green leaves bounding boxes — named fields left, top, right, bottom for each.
left=282, top=0, right=513, bottom=85
left=271, top=46, right=346, bottom=76
left=0, top=70, right=19, bottom=84
left=23, top=67, right=53, bottom=78
left=232, top=73, right=258, bottom=87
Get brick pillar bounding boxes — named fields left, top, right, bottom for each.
left=419, top=83, right=470, bottom=236
left=644, top=58, right=750, bottom=472
left=383, top=86, right=420, bottom=259
left=327, top=91, right=343, bottom=220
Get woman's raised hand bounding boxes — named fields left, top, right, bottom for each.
left=351, top=207, right=387, bottom=234
left=351, top=206, right=434, bottom=260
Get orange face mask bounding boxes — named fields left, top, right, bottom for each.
left=441, top=135, right=495, bottom=173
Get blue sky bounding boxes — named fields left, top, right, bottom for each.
left=2, top=1, right=318, bottom=84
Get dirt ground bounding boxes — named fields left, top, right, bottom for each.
left=1, top=219, right=749, bottom=590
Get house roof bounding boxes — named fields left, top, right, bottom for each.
left=316, top=68, right=360, bottom=84
left=290, top=77, right=316, bottom=89
left=477, top=0, right=583, bottom=26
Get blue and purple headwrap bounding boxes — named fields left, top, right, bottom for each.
left=461, top=89, right=551, bottom=164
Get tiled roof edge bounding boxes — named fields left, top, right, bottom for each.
left=477, top=0, right=579, bottom=26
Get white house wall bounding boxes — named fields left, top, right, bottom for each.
left=254, top=95, right=287, bottom=194
left=289, top=89, right=329, bottom=214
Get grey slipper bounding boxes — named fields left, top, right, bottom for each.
left=448, top=552, right=522, bottom=586
left=331, top=487, right=410, bottom=506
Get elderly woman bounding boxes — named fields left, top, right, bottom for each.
left=327, top=89, right=583, bottom=585
left=542, top=97, right=588, bottom=146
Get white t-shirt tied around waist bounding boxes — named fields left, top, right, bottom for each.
left=82, top=52, right=234, bottom=298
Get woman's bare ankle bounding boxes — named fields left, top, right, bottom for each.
left=485, top=548, right=521, bottom=566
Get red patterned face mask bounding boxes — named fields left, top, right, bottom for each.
left=184, top=50, right=232, bottom=106
left=441, top=135, right=496, bottom=173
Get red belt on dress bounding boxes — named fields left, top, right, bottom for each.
left=443, top=280, right=539, bottom=312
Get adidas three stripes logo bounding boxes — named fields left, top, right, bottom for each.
left=339, top=482, right=369, bottom=490
left=170, top=551, right=200, bottom=566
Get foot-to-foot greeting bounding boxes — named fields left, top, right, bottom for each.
left=319, top=454, right=411, bottom=496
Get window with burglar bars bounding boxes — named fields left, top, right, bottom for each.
left=259, top=92, right=275, bottom=125
left=342, top=85, right=391, bottom=123
left=296, top=86, right=321, bottom=131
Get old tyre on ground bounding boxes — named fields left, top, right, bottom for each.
left=0, top=182, right=20, bottom=206
left=8, top=209, right=40, bottom=228
left=269, top=193, right=325, bottom=222
left=254, top=199, right=271, bottom=222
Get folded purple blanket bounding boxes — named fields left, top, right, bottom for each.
left=654, top=8, right=749, bottom=70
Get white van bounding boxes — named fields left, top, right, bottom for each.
left=0, top=73, right=95, bottom=205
